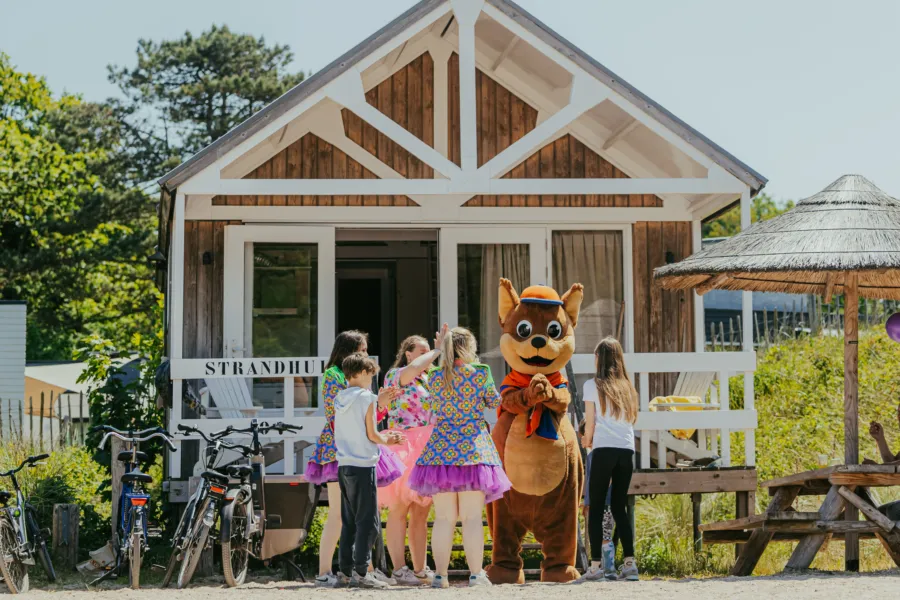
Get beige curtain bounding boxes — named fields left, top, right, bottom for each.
left=479, top=245, right=530, bottom=377
left=552, top=231, right=624, bottom=353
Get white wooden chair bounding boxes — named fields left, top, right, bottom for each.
left=651, top=371, right=719, bottom=409
left=200, top=378, right=262, bottom=419
left=646, top=371, right=720, bottom=464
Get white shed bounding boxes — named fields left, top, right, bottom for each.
left=0, top=301, right=26, bottom=438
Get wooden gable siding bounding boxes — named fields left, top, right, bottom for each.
left=211, top=132, right=416, bottom=207
left=632, top=221, right=694, bottom=397
left=351, top=51, right=435, bottom=181
left=445, top=54, right=662, bottom=208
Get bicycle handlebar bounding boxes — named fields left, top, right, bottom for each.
left=98, top=430, right=177, bottom=452
left=219, top=441, right=256, bottom=456
left=0, top=454, right=51, bottom=477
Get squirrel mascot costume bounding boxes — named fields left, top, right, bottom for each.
left=487, top=278, right=584, bottom=584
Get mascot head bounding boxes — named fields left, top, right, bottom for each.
left=498, top=279, right=584, bottom=376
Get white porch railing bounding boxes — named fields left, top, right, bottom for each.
left=571, top=351, right=757, bottom=469
left=168, top=351, right=756, bottom=478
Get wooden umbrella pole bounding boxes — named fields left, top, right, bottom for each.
left=844, top=271, right=860, bottom=572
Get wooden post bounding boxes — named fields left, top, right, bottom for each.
left=66, top=395, right=73, bottom=447
left=110, top=438, right=126, bottom=544
left=79, top=392, right=85, bottom=444
left=39, top=392, right=45, bottom=451
left=691, top=493, right=702, bottom=555
left=844, top=272, right=860, bottom=572
left=731, top=485, right=800, bottom=576
left=28, top=397, right=33, bottom=450
left=18, top=399, right=23, bottom=443
left=735, top=491, right=749, bottom=559
left=52, top=504, right=80, bottom=571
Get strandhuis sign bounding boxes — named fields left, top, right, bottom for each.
left=171, top=357, right=329, bottom=379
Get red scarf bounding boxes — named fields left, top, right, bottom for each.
left=499, top=370, right=567, bottom=439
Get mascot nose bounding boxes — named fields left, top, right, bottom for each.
left=531, top=336, right=547, bottom=349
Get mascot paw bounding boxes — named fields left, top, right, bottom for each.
left=541, top=565, right=580, bottom=583
left=527, top=373, right=553, bottom=405
left=486, top=564, right=525, bottom=585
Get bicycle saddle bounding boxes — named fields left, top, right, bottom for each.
left=121, top=470, right=153, bottom=484
left=0, top=491, right=10, bottom=505
left=117, top=450, right=149, bottom=464
left=227, top=465, right=253, bottom=480
left=201, top=469, right=229, bottom=485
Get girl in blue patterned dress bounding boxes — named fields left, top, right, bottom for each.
left=407, top=326, right=511, bottom=588
left=306, top=330, right=404, bottom=586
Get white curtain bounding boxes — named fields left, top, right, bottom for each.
left=552, top=231, right=624, bottom=354
left=478, top=245, right=530, bottom=377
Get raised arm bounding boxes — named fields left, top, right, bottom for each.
left=398, top=324, right=449, bottom=386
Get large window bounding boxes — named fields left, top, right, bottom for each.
left=251, top=243, right=318, bottom=410
left=457, top=244, right=530, bottom=379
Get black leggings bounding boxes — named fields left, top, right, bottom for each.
left=588, top=447, right=635, bottom=559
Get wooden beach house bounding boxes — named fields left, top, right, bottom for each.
left=156, top=0, right=766, bottom=499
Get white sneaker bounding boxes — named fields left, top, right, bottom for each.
left=575, top=565, right=606, bottom=583
left=468, top=571, right=492, bottom=587
left=393, top=566, right=425, bottom=586
left=431, top=574, right=450, bottom=588
left=373, top=568, right=396, bottom=586
left=315, top=572, right=339, bottom=587
left=617, top=559, right=639, bottom=581
left=418, top=566, right=435, bottom=584
left=352, top=571, right=389, bottom=589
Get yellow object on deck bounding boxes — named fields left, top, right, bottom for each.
left=649, top=395, right=704, bottom=440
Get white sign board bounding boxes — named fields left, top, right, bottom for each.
left=171, top=357, right=330, bottom=379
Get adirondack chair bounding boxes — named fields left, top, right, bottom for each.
left=644, top=371, right=720, bottom=466
left=199, top=377, right=262, bottom=419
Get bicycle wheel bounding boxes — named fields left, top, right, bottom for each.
left=161, top=497, right=196, bottom=588
left=26, top=507, right=56, bottom=582
left=220, top=499, right=249, bottom=587
left=128, top=511, right=142, bottom=590
left=0, top=515, right=29, bottom=594
left=177, top=498, right=212, bottom=589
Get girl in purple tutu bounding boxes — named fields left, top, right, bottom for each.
left=307, top=331, right=405, bottom=587
left=406, top=326, right=511, bottom=588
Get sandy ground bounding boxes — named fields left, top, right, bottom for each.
left=16, top=572, right=900, bottom=600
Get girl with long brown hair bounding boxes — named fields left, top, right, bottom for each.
left=578, top=337, right=640, bottom=582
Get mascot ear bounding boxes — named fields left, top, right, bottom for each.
left=561, top=283, right=584, bottom=328
left=498, top=278, right=520, bottom=326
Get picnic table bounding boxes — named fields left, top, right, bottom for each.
left=699, top=464, right=900, bottom=575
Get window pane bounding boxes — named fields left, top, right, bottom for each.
left=552, top=231, right=624, bottom=355
left=251, top=244, right=318, bottom=411
left=457, top=244, right=529, bottom=380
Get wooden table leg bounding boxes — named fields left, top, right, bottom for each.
left=785, top=485, right=848, bottom=571
left=852, top=487, right=900, bottom=568
left=692, top=493, right=702, bottom=555
left=731, top=486, right=799, bottom=576
left=735, top=491, right=749, bottom=560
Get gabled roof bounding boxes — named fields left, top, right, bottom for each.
left=158, top=0, right=766, bottom=194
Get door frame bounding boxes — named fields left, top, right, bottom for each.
left=438, top=226, right=548, bottom=327
left=223, top=225, right=336, bottom=359
left=335, top=262, right=397, bottom=376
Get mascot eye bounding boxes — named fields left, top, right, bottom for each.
left=516, top=320, right=533, bottom=338
left=547, top=321, right=563, bottom=339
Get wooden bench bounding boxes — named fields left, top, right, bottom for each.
left=701, top=464, right=900, bottom=575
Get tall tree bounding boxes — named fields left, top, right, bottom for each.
left=0, top=54, right=158, bottom=359
left=703, top=193, right=794, bottom=238
left=108, top=25, right=306, bottom=182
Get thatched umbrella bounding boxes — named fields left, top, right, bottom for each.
left=654, top=174, right=900, bottom=569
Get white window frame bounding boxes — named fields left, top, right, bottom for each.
left=223, top=225, right=336, bottom=360
left=438, top=226, right=548, bottom=326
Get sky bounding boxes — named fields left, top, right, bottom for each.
left=3, top=0, right=899, bottom=202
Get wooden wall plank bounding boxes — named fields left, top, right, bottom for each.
left=449, top=53, right=461, bottom=167
left=422, top=52, right=435, bottom=179
left=196, top=221, right=213, bottom=358
left=211, top=221, right=225, bottom=357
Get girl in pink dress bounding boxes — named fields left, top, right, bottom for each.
left=378, top=335, right=437, bottom=585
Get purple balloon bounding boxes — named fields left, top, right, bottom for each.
left=887, top=313, right=900, bottom=342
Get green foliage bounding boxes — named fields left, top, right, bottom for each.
left=74, top=296, right=165, bottom=472
left=107, top=25, right=306, bottom=182
left=0, top=53, right=159, bottom=360
left=0, top=443, right=109, bottom=560
left=702, top=193, right=795, bottom=238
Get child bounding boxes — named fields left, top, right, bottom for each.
left=578, top=337, right=639, bottom=582
left=334, top=354, right=406, bottom=588
left=307, top=331, right=404, bottom=587
left=379, top=334, right=440, bottom=585
left=407, top=326, right=511, bottom=588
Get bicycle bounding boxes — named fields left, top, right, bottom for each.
left=162, top=424, right=248, bottom=589
left=0, top=453, right=56, bottom=594
left=219, top=419, right=302, bottom=587
left=93, top=425, right=176, bottom=589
